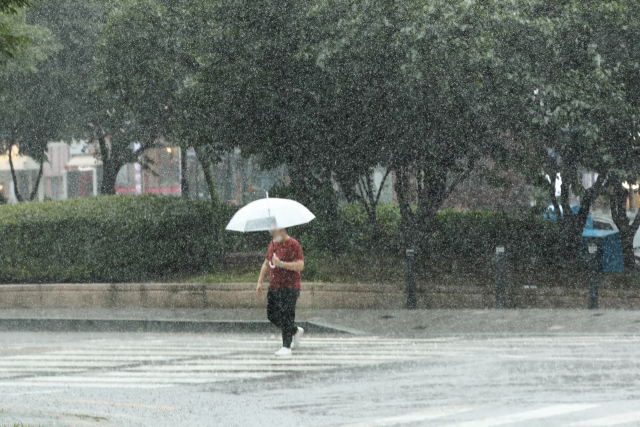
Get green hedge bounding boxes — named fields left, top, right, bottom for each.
left=432, top=209, right=560, bottom=260
left=300, top=203, right=560, bottom=260
left=0, top=196, right=559, bottom=283
left=0, top=195, right=220, bottom=283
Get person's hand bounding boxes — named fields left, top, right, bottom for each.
left=272, top=254, right=281, bottom=266
left=256, top=281, right=263, bottom=296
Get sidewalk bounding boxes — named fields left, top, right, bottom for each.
left=1, top=307, right=640, bottom=336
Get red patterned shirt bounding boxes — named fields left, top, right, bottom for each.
left=266, top=237, right=304, bottom=290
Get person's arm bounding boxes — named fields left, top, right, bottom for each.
left=256, top=259, right=269, bottom=296
left=272, top=254, right=304, bottom=271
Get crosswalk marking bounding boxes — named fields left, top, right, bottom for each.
left=0, top=334, right=638, bottom=392
left=0, top=381, right=170, bottom=389
left=0, top=334, right=638, bottom=425
left=565, top=411, right=640, bottom=427
left=450, top=404, right=599, bottom=427
left=0, top=336, right=435, bottom=389
left=339, top=406, right=477, bottom=427
left=32, top=397, right=177, bottom=410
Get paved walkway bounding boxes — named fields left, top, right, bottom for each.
left=1, top=308, right=640, bottom=336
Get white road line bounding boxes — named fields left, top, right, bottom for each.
left=564, top=411, right=640, bottom=427
left=0, top=368, right=79, bottom=373
left=169, top=358, right=406, bottom=365
left=1, top=356, right=172, bottom=361
left=14, top=375, right=270, bottom=384
left=196, top=356, right=421, bottom=362
left=0, top=381, right=170, bottom=388
left=0, top=362, right=125, bottom=367
left=339, top=406, right=476, bottom=427
left=450, top=404, right=599, bottom=427
left=126, top=365, right=331, bottom=371
left=103, top=372, right=273, bottom=379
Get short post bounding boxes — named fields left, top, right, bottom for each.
left=588, top=243, right=599, bottom=309
left=406, top=248, right=416, bottom=309
left=495, top=246, right=506, bottom=309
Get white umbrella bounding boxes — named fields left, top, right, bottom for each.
left=225, top=194, right=316, bottom=232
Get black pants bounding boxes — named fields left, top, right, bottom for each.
left=267, top=287, right=300, bottom=348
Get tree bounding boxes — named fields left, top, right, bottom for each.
left=0, top=0, right=110, bottom=201
left=0, top=2, right=58, bottom=201
left=308, top=0, right=504, bottom=254
left=94, top=0, right=215, bottom=197
left=598, top=0, right=640, bottom=269
left=189, top=0, right=344, bottom=247
left=500, top=0, right=640, bottom=264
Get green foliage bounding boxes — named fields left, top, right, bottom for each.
left=0, top=1, right=36, bottom=64
left=300, top=203, right=560, bottom=262
left=0, top=195, right=220, bottom=283
left=432, top=209, right=561, bottom=261
left=299, top=203, right=402, bottom=256
left=0, top=0, right=32, bottom=14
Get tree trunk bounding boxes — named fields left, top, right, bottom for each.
left=7, top=148, right=46, bottom=202
left=356, top=174, right=382, bottom=245
left=366, top=208, right=380, bottom=245
left=181, top=146, right=190, bottom=199
left=557, top=167, right=580, bottom=263
left=100, top=163, right=118, bottom=195
left=610, top=174, right=636, bottom=270
left=97, top=136, right=118, bottom=195
left=289, top=163, right=341, bottom=256
left=194, top=147, right=220, bottom=211
left=551, top=171, right=606, bottom=266
left=8, top=147, right=24, bottom=202
left=28, top=159, right=44, bottom=201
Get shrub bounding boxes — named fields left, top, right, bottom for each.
left=432, top=209, right=561, bottom=261
left=0, top=195, right=221, bottom=283
left=301, top=203, right=560, bottom=261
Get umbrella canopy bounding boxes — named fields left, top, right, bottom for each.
left=225, top=195, right=316, bottom=232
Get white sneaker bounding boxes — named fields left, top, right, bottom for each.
left=291, top=327, right=304, bottom=349
left=274, top=347, right=292, bottom=357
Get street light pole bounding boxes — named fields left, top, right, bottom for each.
left=588, top=243, right=599, bottom=309
left=495, top=246, right=506, bottom=309
left=406, top=248, right=416, bottom=309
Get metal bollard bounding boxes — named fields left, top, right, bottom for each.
left=495, top=246, right=506, bottom=309
left=588, top=243, right=599, bottom=309
left=406, top=248, right=416, bottom=309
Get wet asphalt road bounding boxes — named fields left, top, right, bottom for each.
left=1, top=331, right=640, bottom=426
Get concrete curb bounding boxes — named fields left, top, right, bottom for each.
left=0, top=282, right=406, bottom=310
left=0, top=282, right=639, bottom=310
left=0, top=318, right=356, bottom=334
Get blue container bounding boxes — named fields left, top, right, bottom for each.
left=543, top=205, right=623, bottom=273
left=582, top=229, right=624, bottom=273
left=543, top=205, right=593, bottom=229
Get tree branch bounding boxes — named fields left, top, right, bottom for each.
left=442, top=160, right=475, bottom=202
left=374, top=168, right=392, bottom=206
left=548, top=177, right=562, bottom=224
left=356, top=177, right=372, bottom=217
left=576, top=173, right=606, bottom=226
left=28, top=158, right=44, bottom=201
left=8, top=146, right=23, bottom=203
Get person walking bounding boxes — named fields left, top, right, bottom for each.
left=257, top=227, right=305, bottom=357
